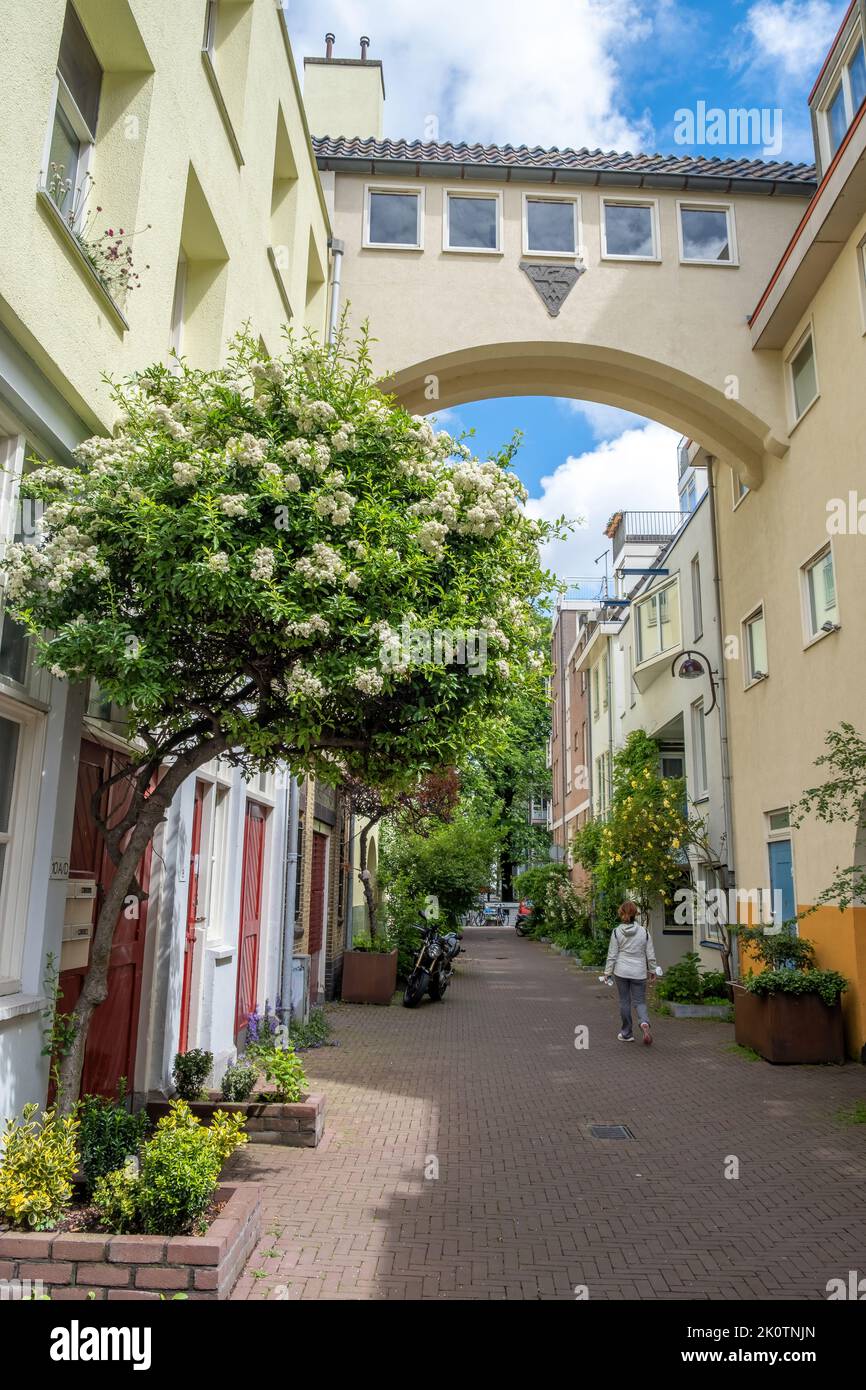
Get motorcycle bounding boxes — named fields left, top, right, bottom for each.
left=403, top=922, right=463, bottom=1007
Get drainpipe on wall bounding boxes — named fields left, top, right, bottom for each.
left=706, top=458, right=738, bottom=976
left=278, top=775, right=300, bottom=1024
left=327, top=237, right=345, bottom=344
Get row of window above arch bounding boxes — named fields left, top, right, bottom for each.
left=361, top=184, right=739, bottom=267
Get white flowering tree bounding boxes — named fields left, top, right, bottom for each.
left=6, top=328, right=553, bottom=1110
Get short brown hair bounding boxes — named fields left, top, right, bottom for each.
left=618, top=900, right=638, bottom=923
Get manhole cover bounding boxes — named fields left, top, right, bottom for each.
left=590, top=1124, right=634, bottom=1141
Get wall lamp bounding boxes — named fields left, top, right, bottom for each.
left=671, top=648, right=718, bottom=716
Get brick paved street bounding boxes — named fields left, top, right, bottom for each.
left=229, top=928, right=866, bottom=1300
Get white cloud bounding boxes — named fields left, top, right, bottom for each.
left=729, top=0, right=847, bottom=160
left=743, top=0, right=842, bottom=80
left=289, top=0, right=654, bottom=151
left=558, top=399, right=647, bottom=440
left=525, top=421, right=680, bottom=581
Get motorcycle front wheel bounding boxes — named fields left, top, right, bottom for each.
left=403, top=969, right=429, bottom=1008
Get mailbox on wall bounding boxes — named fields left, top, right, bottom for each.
left=60, top=878, right=97, bottom=971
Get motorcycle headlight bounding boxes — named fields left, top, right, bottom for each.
left=427, top=939, right=442, bottom=958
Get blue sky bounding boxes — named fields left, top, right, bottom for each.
left=288, top=0, right=848, bottom=575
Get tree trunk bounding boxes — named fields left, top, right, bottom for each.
left=55, top=739, right=222, bottom=1115
left=357, top=816, right=381, bottom=940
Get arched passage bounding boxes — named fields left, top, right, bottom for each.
left=383, top=341, right=785, bottom=487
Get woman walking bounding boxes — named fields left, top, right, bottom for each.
left=604, top=901, right=661, bottom=1045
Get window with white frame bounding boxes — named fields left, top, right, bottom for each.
left=691, top=698, right=708, bottom=796
left=744, top=607, right=768, bottom=684
left=0, top=436, right=40, bottom=687
left=601, top=650, right=608, bottom=710
left=601, top=198, right=659, bottom=260
left=523, top=194, right=578, bottom=256
left=364, top=186, right=423, bottom=249
left=0, top=698, right=41, bottom=996
left=43, top=4, right=102, bottom=227
left=635, top=579, right=681, bottom=664
left=802, top=545, right=838, bottom=639
left=678, top=202, right=736, bottom=264
left=822, top=34, right=866, bottom=159
left=592, top=662, right=600, bottom=719
left=732, top=470, right=749, bottom=506
left=691, top=555, right=703, bottom=641
left=788, top=328, right=819, bottom=422
left=444, top=190, right=501, bottom=252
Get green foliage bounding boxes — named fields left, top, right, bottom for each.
left=574, top=731, right=691, bottom=919
left=79, top=1080, right=150, bottom=1191
left=656, top=952, right=728, bottom=1004
left=40, top=953, right=77, bottom=1090
left=172, top=1049, right=213, bottom=1101
left=0, top=1103, right=79, bottom=1230
left=738, top=927, right=816, bottom=970
left=350, top=933, right=394, bottom=954
left=793, top=722, right=866, bottom=913
left=7, top=326, right=555, bottom=795
left=381, top=810, right=502, bottom=929
left=743, top=967, right=847, bottom=1006
left=513, top=861, right=570, bottom=933
left=220, top=1060, right=258, bottom=1102
left=289, top=1007, right=331, bottom=1050
left=96, top=1100, right=249, bottom=1237
left=837, top=1101, right=866, bottom=1126
left=92, top=1166, right=140, bottom=1235
left=261, top=1046, right=308, bottom=1104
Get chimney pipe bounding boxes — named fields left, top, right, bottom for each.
left=360, top=35, right=370, bottom=61
left=325, top=32, right=335, bottom=59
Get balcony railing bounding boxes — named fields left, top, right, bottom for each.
left=610, top=510, right=687, bottom=560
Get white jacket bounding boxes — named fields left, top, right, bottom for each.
left=605, top=922, right=658, bottom=981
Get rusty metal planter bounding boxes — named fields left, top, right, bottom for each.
left=340, top=948, right=398, bottom=1005
left=733, top=984, right=846, bottom=1064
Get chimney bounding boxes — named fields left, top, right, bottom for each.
left=303, top=34, right=385, bottom=139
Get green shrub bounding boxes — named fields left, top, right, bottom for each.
left=738, top=927, right=816, bottom=970
left=575, top=932, right=611, bottom=968
left=172, top=1049, right=213, bottom=1100
left=92, top=1166, right=140, bottom=1234
left=351, top=933, right=394, bottom=954
left=656, top=952, right=704, bottom=1003
left=700, top=970, right=728, bottom=998
left=136, top=1101, right=247, bottom=1236
left=0, top=1103, right=79, bottom=1231
left=744, top=967, right=847, bottom=1006
left=220, top=1060, right=258, bottom=1103
left=289, top=1007, right=331, bottom=1050
left=79, top=1080, right=149, bottom=1191
left=261, top=1047, right=308, bottom=1104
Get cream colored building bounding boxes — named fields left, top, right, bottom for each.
left=0, top=0, right=330, bottom=1117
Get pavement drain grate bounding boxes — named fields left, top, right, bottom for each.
left=590, top=1124, right=634, bottom=1141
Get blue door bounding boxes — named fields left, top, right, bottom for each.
left=768, top=839, right=795, bottom=928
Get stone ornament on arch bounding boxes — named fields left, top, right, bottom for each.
left=519, top=259, right=586, bottom=316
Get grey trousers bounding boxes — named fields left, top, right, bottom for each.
left=615, top=975, right=649, bottom=1035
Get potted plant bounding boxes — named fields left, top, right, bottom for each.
left=341, top=933, right=399, bottom=1005
left=733, top=928, right=847, bottom=1064
left=655, top=951, right=732, bottom=1018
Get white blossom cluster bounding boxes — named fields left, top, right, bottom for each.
left=250, top=547, right=276, bottom=582
left=4, top=524, right=108, bottom=601
left=294, top=542, right=344, bottom=585
left=282, top=664, right=325, bottom=699
left=219, top=494, right=247, bottom=517
left=313, top=488, right=355, bottom=525
left=353, top=667, right=385, bottom=695
left=285, top=614, right=330, bottom=639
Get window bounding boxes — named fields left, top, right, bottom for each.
left=732, top=471, right=749, bottom=506
left=628, top=643, right=635, bottom=707
left=444, top=191, right=501, bottom=253
left=691, top=556, right=703, bottom=640
left=788, top=329, right=819, bottom=422
left=592, top=663, right=600, bottom=720
left=678, top=202, right=736, bottom=264
left=0, top=697, right=41, bottom=997
left=364, top=186, right=423, bottom=249
left=0, top=437, right=40, bottom=687
left=823, top=36, right=866, bottom=158
left=803, top=545, right=838, bottom=640
left=601, top=651, right=608, bottom=711
left=691, top=699, right=708, bottom=796
left=744, top=607, right=768, bottom=684
left=523, top=194, right=578, bottom=256
left=601, top=199, right=659, bottom=260
left=43, top=4, right=102, bottom=226
left=635, top=580, right=681, bottom=664
left=768, top=808, right=790, bottom=834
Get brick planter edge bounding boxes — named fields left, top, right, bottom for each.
left=146, top=1091, right=325, bottom=1147
left=0, top=1182, right=261, bottom=1301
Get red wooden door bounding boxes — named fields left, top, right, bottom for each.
left=59, top=739, right=151, bottom=1099
left=178, top=782, right=205, bottom=1054
left=235, top=800, right=266, bottom=1038
left=308, top=831, right=327, bottom=995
